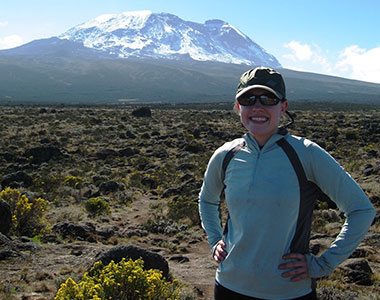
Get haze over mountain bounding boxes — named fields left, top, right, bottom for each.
left=0, top=11, right=380, bottom=104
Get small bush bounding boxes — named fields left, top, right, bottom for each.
left=84, top=197, right=110, bottom=216
left=0, top=187, right=49, bottom=236
left=55, top=258, right=181, bottom=300
left=63, top=175, right=84, bottom=189
left=167, top=196, right=200, bottom=226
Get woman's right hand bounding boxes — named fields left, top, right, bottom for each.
left=213, top=240, right=228, bottom=263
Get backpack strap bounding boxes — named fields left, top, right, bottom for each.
left=220, top=141, right=245, bottom=235
left=276, top=137, right=321, bottom=291
left=276, top=138, right=308, bottom=186
left=276, top=138, right=323, bottom=254
left=221, top=141, right=246, bottom=184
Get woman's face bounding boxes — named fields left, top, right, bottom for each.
left=237, top=88, right=288, bottom=146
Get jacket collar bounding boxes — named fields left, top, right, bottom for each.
left=244, top=128, right=288, bottom=152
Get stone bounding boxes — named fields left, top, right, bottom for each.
left=24, top=146, right=65, bottom=164
left=1, top=171, right=33, bottom=188
left=94, top=245, right=169, bottom=278
left=339, top=258, right=374, bottom=286
left=131, top=107, right=151, bottom=118
left=0, top=201, right=12, bottom=235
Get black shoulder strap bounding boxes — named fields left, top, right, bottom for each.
left=276, top=138, right=334, bottom=206
left=221, top=141, right=246, bottom=183
left=220, top=141, right=245, bottom=235
left=276, top=138, right=308, bottom=186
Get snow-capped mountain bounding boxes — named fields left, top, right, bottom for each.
left=60, top=10, right=281, bottom=67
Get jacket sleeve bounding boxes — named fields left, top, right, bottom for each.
left=198, top=146, right=226, bottom=250
left=304, top=141, right=376, bottom=278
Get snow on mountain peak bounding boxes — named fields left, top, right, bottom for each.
left=60, top=11, right=281, bottom=67
left=76, top=10, right=153, bottom=31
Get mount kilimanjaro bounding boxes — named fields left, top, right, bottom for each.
left=0, top=11, right=380, bottom=104
left=59, top=10, right=281, bottom=67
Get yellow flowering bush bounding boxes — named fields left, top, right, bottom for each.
left=0, top=187, right=49, bottom=236
left=55, top=258, right=181, bottom=300
left=84, top=197, right=110, bottom=216
left=63, top=175, right=84, bottom=189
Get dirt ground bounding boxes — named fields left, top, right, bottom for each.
left=0, top=193, right=217, bottom=300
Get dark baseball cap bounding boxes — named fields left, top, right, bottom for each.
left=235, top=67, right=286, bottom=100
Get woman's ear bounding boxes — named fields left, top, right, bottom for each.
left=233, top=101, right=241, bottom=115
left=281, top=100, right=289, bottom=114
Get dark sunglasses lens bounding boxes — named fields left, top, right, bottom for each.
left=238, top=96, right=254, bottom=106
left=238, top=95, right=280, bottom=106
left=260, top=96, right=279, bottom=106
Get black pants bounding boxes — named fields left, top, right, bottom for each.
left=214, top=281, right=318, bottom=300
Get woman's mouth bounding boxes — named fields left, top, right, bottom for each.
left=249, top=116, right=269, bottom=123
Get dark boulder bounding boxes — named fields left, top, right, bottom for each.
left=125, top=130, right=137, bottom=138
left=96, top=148, right=119, bottom=159
left=119, top=147, right=139, bottom=157
left=141, top=177, right=158, bottom=189
left=183, top=143, right=203, bottom=153
left=339, top=258, right=374, bottom=286
left=0, top=152, right=15, bottom=162
left=24, top=146, right=65, bottom=163
left=0, top=249, right=19, bottom=260
left=0, top=201, right=12, bottom=236
left=99, top=181, right=122, bottom=194
left=53, top=222, right=97, bottom=242
left=94, top=245, right=169, bottom=278
left=0, top=233, right=21, bottom=261
left=1, top=171, right=33, bottom=188
left=132, top=107, right=151, bottom=118
left=0, top=232, right=12, bottom=248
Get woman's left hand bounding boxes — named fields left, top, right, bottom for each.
left=278, top=253, right=309, bottom=282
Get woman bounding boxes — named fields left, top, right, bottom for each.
left=198, top=67, right=375, bottom=300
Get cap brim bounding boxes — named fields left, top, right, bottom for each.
left=235, top=85, right=282, bottom=100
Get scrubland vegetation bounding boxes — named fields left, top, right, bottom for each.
left=0, top=103, right=379, bottom=299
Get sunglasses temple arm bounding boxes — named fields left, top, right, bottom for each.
left=284, top=110, right=295, bottom=128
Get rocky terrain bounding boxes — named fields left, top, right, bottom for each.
left=0, top=103, right=379, bottom=300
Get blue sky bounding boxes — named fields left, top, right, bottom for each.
left=1, top=0, right=379, bottom=83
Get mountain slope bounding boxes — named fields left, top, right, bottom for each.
left=1, top=40, right=380, bottom=104
left=59, top=10, right=281, bottom=67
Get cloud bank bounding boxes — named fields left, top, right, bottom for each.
left=0, top=35, right=23, bottom=50
left=282, top=40, right=380, bottom=84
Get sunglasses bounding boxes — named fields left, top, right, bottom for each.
left=237, top=94, right=282, bottom=106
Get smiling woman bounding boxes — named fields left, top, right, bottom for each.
left=198, top=66, right=376, bottom=300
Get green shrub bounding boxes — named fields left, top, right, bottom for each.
left=63, top=175, right=84, bottom=189
left=167, top=197, right=200, bottom=226
left=0, top=187, right=50, bottom=236
left=84, top=197, right=110, bottom=216
left=55, top=258, right=181, bottom=300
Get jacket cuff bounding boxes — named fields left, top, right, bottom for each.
left=306, top=253, right=335, bottom=278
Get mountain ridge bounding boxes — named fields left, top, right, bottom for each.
left=59, top=10, right=281, bottom=67
left=0, top=11, right=380, bottom=104
left=1, top=41, right=380, bottom=104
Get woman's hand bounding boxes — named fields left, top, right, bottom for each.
left=213, top=240, right=227, bottom=263
left=278, top=253, right=309, bottom=282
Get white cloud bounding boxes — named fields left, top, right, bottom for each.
left=0, top=21, right=9, bottom=27
left=281, top=40, right=333, bottom=75
left=0, top=35, right=23, bottom=50
left=283, top=40, right=313, bottom=61
left=335, top=45, right=380, bottom=84
left=281, top=40, right=380, bottom=84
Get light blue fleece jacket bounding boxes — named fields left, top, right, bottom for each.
left=198, top=132, right=375, bottom=299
